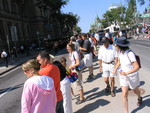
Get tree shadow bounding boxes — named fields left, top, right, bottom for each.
left=0, top=83, right=24, bottom=94
left=131, top=95, right=150, bottom=113
left=74, top=99, right=110, bottom=113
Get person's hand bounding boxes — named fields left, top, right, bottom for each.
left=112, top=71, right=116, bottom=75
left=120, top=71, right=128, bottom=76
left=69, top=65, right=75, bottom=70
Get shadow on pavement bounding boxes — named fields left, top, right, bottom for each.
left=131, top=95, right=150, bottom=113
left=84, top=72, right=102, bottom=83
left=74, top=99, right=110, bottom=113
left=85, top=89, right=106, bottom=102
left=84, top=87, right=99, bottom=96
left=0, top=83, right=24, bottom=94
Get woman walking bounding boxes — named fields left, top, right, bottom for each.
left=21, top=59, right=56, bottom=113
left=66, top=43, right=85, bottom=104
left=113, top=37, right=142, bottom=113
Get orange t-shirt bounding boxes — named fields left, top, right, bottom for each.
left=38, top=63, right=63, bottom=102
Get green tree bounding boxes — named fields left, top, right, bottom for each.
left=102, top=6, right=126, bottom=27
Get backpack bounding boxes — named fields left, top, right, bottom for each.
left=127, top=50, right=141, bottom=69
left=53, top=60, right=78, bottom=83
left=53, top=61, right=67, bottom=81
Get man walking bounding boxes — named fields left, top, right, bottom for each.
left=98, top=38, right=118, bottom=97
left=36, top=51, right=64, bottom=113
left=80, top=34, right=94, bottom=80
left=1, top=49, right=8, bottom=67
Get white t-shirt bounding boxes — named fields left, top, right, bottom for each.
left=89, top=38, right=94, bottom=47
left=105, top=33, right=109, bottom=38
left=94, top=33, right=99, bottom=41
left=119, top=50, right=138, bottom=76
left=119, top=31, right=122, bottom=37
left=69, top=51, right=80, bottom=65
left=2, top=51, right=7, bottom=57
left=136, top=28, right=139, bottom=34
left=98, top=44, right=118, bottom=62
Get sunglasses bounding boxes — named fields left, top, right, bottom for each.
left=23, top=70, right=29, bottom=73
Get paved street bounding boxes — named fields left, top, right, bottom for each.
left=0, top=39, right=150, bottom=113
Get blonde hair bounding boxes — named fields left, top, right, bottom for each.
left=22, top=59, right=40, bottom=71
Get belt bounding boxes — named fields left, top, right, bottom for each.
left=103, top=61, right=114, bottom=64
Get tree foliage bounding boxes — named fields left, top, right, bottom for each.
left=102, top=6, right=126, bottom=27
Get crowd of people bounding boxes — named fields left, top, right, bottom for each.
left=21, top=32, right=143, bottom=113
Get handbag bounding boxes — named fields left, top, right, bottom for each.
left=73, top=53, right=86, bottom=71
left=67, top=71, right=78, bottom=83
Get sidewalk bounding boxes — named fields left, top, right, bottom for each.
left=0, top=51, right=37, bottom=75
left=130, top=34, right=149, bottom=41
left=71, top=56, right=148, bottom=113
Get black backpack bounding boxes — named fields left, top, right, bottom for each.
left=127, top=50, right=141, bottom=69
left=53, top=61, right=67, bottom=81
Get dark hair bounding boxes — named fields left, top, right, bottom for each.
left=37, top=51, right=50, bottom=60
left=67, top=43, right=75, bottom=51
left=61, top=57, right=66, bottom=63
left=117, top=45, right=129, bottom=52
left=81, top=33, right=87, bottom=38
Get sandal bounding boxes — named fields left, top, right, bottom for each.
left=137, top=97, right=143, bottom=106
left=76, top=98, right=86, bottom=105
left=105, top=85, right=110, bottom=93
left=111, top=91, right=116, bottom=97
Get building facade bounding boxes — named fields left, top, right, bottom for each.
left=0, top=0, right=60, bottom=51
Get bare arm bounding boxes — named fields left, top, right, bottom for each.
left=69, top=57, right=80, bottom=69
left=79, top=47, right=87, bottom=51
left=99, top=60, right=103, bottom=73
left=112, top=58, right=120, bottom=75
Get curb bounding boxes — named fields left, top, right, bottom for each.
left=0, top=56, right=36, bottom=76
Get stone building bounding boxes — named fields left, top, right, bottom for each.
left=0, top=0, right=60, bottom=51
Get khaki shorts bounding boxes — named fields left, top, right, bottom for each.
left=119, top=74, right=140, bottom=89
left=83, top=53, right=93, bottom=67
left=102, top=63, right=116, bottom=77
left=72, top=69, right=83, bottom=90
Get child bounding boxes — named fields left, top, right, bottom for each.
left=60, top=57, right=75, bottom=97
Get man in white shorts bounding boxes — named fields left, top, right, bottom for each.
left=80, top=34, right=94, bottom=80
left=98, top=37, right=118, bottom=96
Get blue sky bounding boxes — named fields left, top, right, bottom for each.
left=61, top=0, right=149, bottom=33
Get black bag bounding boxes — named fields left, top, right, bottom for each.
left=53, top=61, right=68, bottom=81
left=53, top=60, right=78, bottom=82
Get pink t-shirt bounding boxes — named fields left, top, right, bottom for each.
left=21, top=75, right=57, bottom=113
